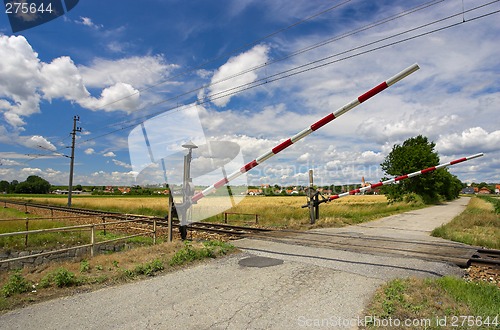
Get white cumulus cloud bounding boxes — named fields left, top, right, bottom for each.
left=436, top=127, right=500, bottom=155
left=21, top=135, right=56, bottom=151
left=0, top=35, right=180, bottom=128
left=80, top=82, right=141, bottom=112
left=0, top=35, right=42, bottom=127
left=79, top=56, right=177, bottom=89
left=40, top=56, right=90, bottom=101
left=207, top=44, right=270, bottom=107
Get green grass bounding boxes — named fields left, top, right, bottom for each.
left=0, top=206, right=159, bottom=251
left=479, top=195, right=500, bottom=214
left=0, top=207, right=90, bottom=251
left=432, top=197, right=500, bottom=249
left=364, top=277, right=499, bottom=329
left=169, top=240, right=235, bottom=266
left=437, top=276, right=500, bottom=317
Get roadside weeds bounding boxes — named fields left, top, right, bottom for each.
left=0, top=240, right=236, bottom=313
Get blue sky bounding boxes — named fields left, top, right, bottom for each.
left=0, top=0, right=499, bottom=189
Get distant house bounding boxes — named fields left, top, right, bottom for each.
left=247, top=189, right=262, bottom=196
left=316, top=188, right=333, bottom=195
left=478, top=187, right=491, bottom=194
left=118, top=187, right=131, bottom=194
left=495, top=185, right=500, bottom=194
left=461, top=187, right=475, bottom=195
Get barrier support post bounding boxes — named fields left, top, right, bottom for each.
left=167, top=193, right=173, bottom=242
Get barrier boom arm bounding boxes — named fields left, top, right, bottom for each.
left=192, top=63, right=420, bottom=203
left=324, top=153, right=484, bottom=203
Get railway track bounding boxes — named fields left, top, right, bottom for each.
left=0, top=199, right=272, bottom=237
left=469, top=248, right=500, bottom=267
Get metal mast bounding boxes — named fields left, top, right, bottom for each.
left=67, top=115, right=81, bottom=207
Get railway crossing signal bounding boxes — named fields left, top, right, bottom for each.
left=302, top=153, right=484, bottom=219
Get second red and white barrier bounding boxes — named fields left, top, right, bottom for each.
left=327, top=153, right=484, bottom=201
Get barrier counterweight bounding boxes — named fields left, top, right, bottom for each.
left=192, top=63, right=420, bottom=203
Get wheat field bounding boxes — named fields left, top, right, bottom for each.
left=17, top=194, right=424, bottom=229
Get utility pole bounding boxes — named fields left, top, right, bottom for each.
left=68, top=116, right=81, bottom=207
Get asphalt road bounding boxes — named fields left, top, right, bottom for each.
left=0, top=198, right=471, bottom=330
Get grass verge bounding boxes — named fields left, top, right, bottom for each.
left=363, top=276, right=500, bottom=329
left=0, top=207, right=160, bottom=251
left=0, top=239, right=236, bottom=313
left=432, top=197, right=500, bottom=249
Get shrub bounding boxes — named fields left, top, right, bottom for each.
left=169, top=241, right=214, bottom=266
left=202, top=240, right=235, bottom=255
left=40, top=268, right=79, bottom=288
left=2, top=271, right=32, bottom=297
left=168, top=240, right=233, bottom=267
left=402, top=193, right=425, bottom=206
left=80, top=259, right=90, bottom=273
left=134, top=259, right=164, bottom=276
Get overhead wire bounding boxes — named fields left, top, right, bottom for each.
left=79, top=0, right=500, bottom=146
left=21, top=0, right=355, bottom=160
left=103, top=0, right=446, bottom=130
left=79, top=0, right=448, bottom=142
left=21, top=0, right=500, bottom=161
left=207, top=0, right=500, bottom=101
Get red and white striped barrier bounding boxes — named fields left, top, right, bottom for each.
left=192, top=63, right=420, bottom=203
left=328, top=153, right=484, bottom=201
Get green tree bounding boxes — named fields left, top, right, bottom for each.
left=0, top=180, right=10, bottom=193
left=14, top=175, right=51, bottom=194
left=380, top=135, right=462, bottom=203
left=10, top=180, right=18, bottom=193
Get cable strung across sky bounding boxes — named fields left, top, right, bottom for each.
left=192, top=63, right=420, bottom=203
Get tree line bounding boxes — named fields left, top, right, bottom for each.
left=0, top=175, right=51, bottom=194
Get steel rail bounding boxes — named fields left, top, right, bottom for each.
left=1, top=199, right=270, bottom=237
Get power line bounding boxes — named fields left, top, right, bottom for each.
left=79, top=0, right=500, bottom=146
left=19, top=0, right=500, bottom=161
left=81, top=0, right=447, bottom=140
